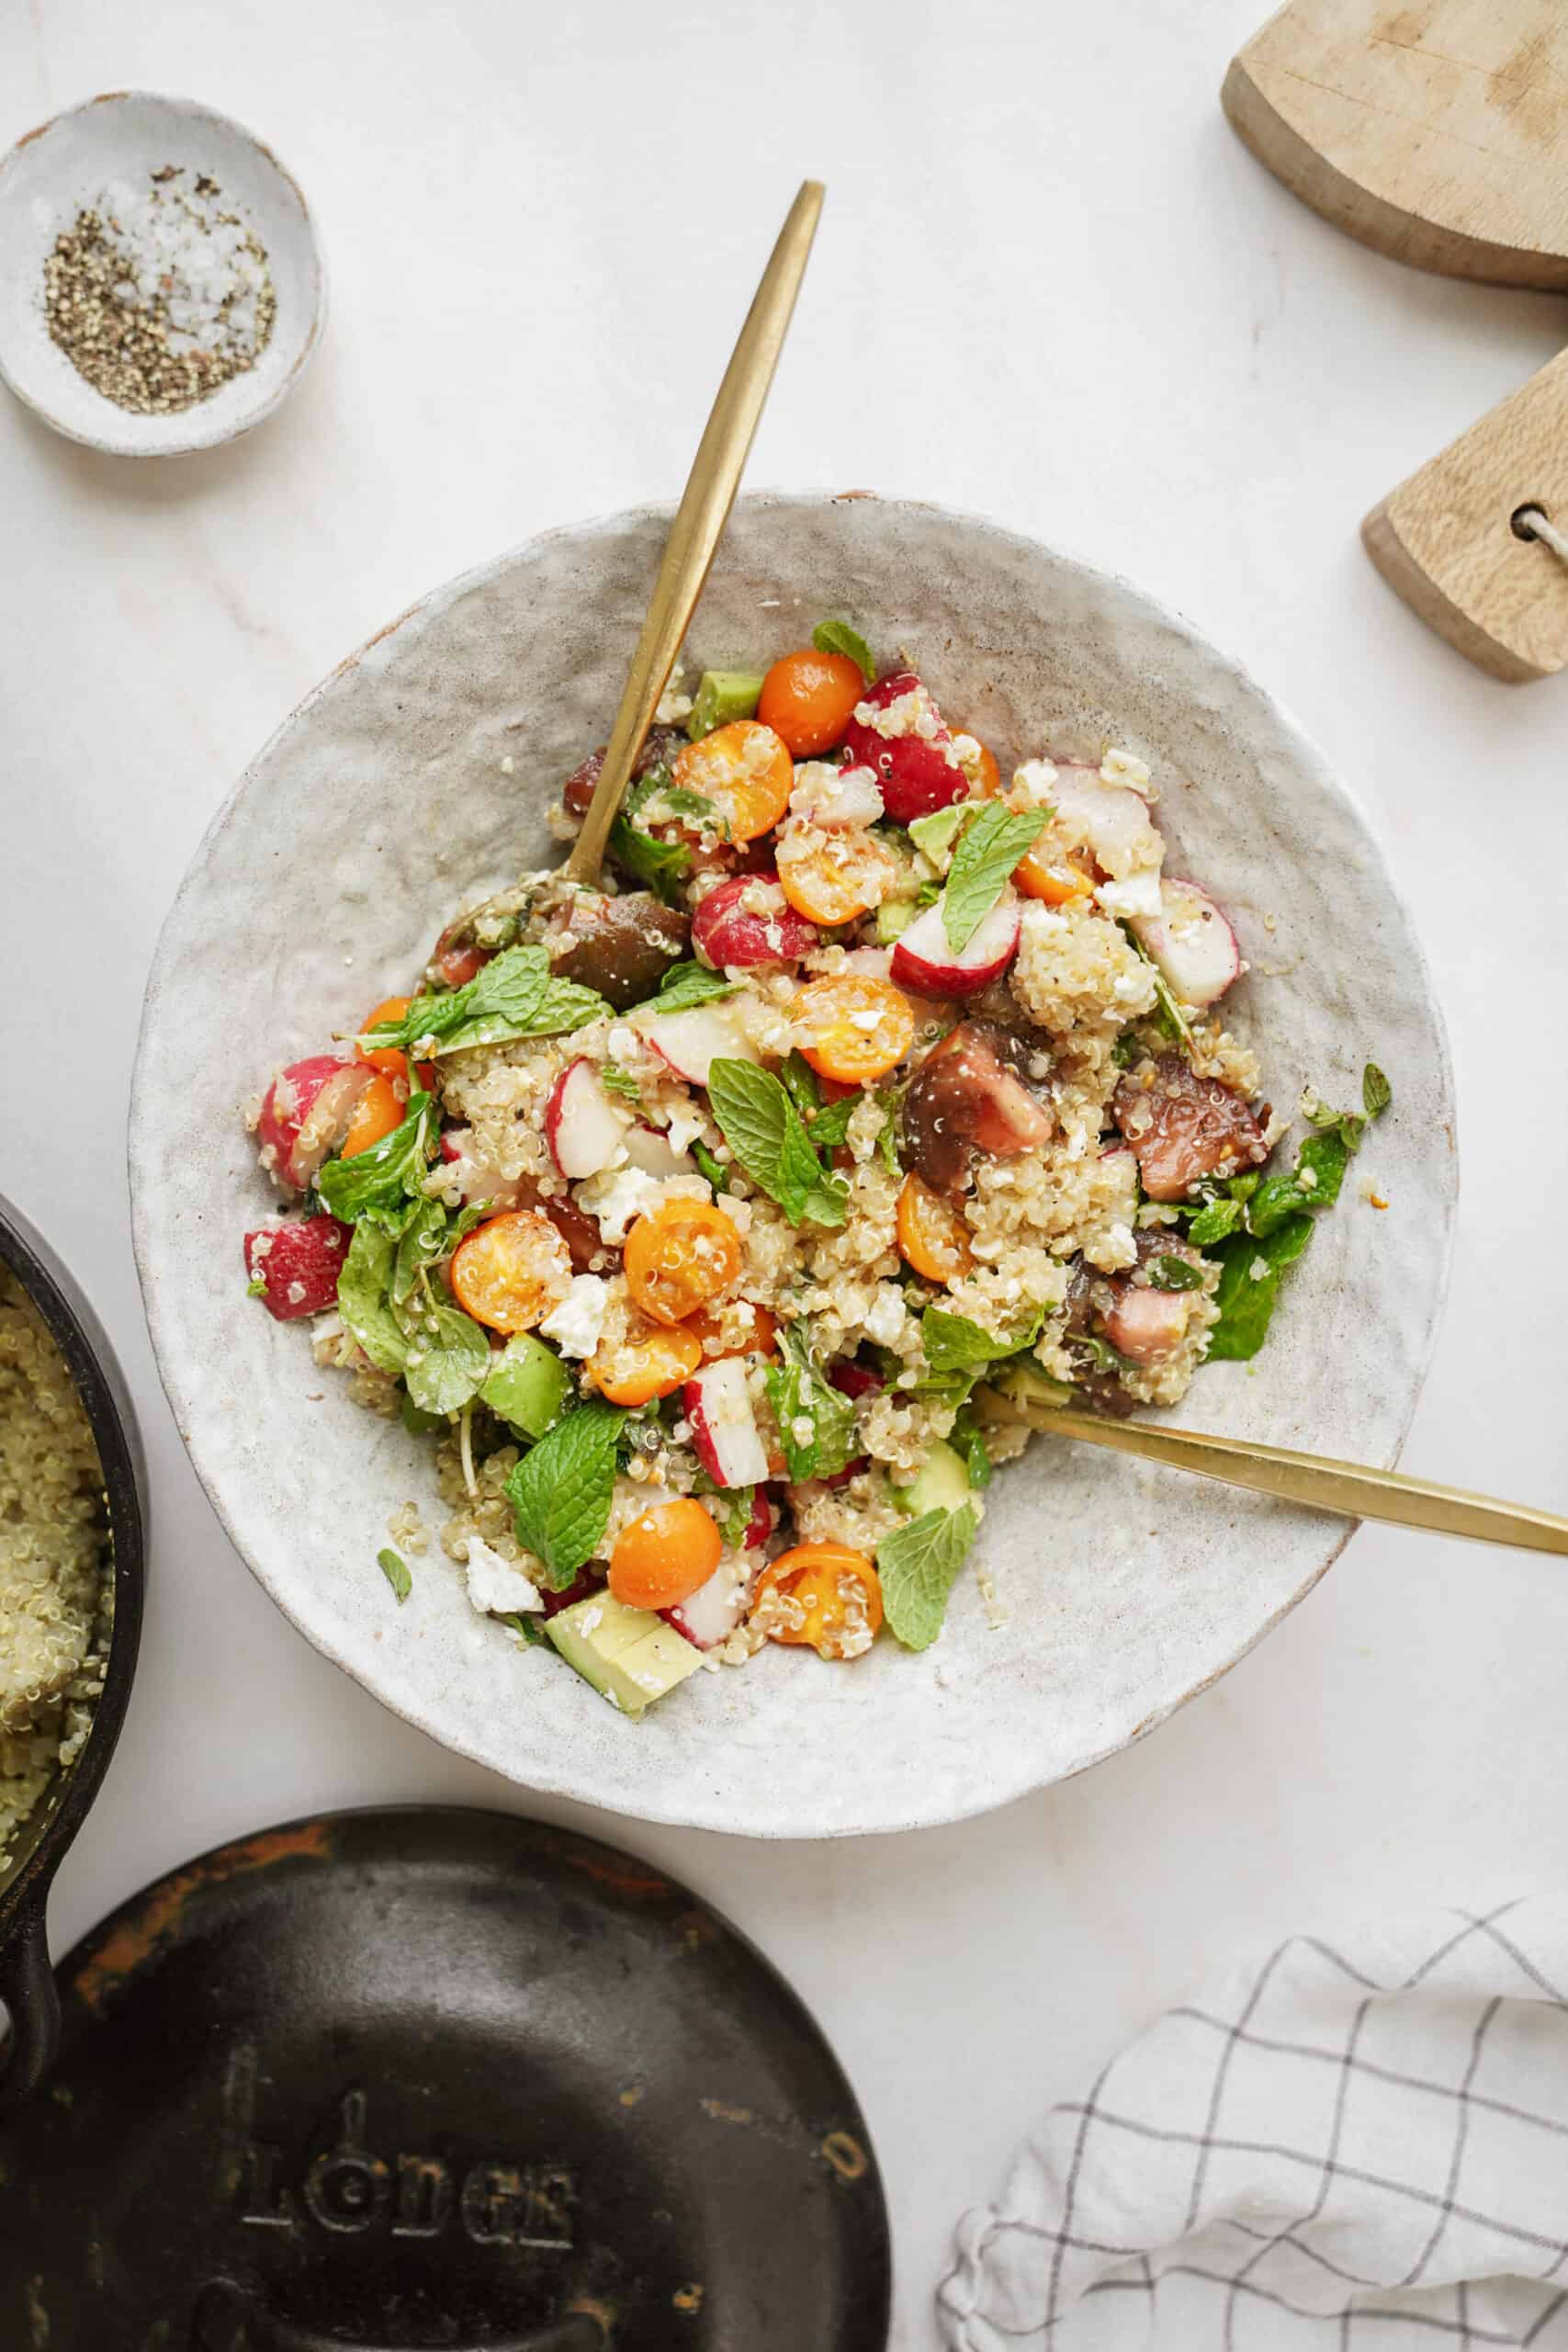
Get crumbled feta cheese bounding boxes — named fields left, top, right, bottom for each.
left=863, top=1285, right=907, bottom=1346
left=1012, top=758, right=1059, bottom=806
left=655, top=666, right=693, bottom=726
left=1101, top=746, right=1151, bottom=792
left=464, top=1535, right=543, bottom=1616
left=539, top=1274, right=610, bottom=1358
left=1095, top=872, right=1164, bottom=920
left=577, top=1163, right=662, bottom=1244
left=663, top=1100, right=707, bottom=1157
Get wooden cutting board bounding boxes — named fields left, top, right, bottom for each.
left=1223, top=1, right=1568, bottom=681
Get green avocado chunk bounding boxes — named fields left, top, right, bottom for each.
left=687, top=670, right=765, bottom=741
left=546, top=1591, right=702, bottom=1716
left=480, top=1334, right=570, bottom=1440
left=901, top=1438, right=972, bottom=1518
left=874, top=897, right=919, bottom=944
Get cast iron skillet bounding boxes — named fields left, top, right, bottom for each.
left=0, top=1193, right=145, bottom=2116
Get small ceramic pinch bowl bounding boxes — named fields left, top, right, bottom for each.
left=130, top=492, right=1455, bottom=1838
left=0, top=91, right=324, bottom=457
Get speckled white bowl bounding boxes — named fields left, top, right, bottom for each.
left=130, top=493, right=1456, bottom=1838
left=0, top=92, right=323, bottom=457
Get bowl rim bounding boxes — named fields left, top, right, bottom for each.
left=0, top=87, right=327, bottom=458
left=130, top=487, right=1457, bottom=1836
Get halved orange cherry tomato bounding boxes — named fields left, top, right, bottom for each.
left=756, top=650, right=865, bottom=757
left=1015, top=848, right=1095, bottom=906
left=585, top=1318, right=703, bottom=1407
left=896, top=1170, right=975, bottom=1283
left=357, top=996, right=436, bottom=1093
left=775, top=826, right=897, bottom=926
left=624, top=1199, right=742, bottom=1328
left=341, top=1071, right=405, bottom=1158
left=609, top=1498, right=723, bottom=1611
left=750, top=1543, right=883, bottom=1659
left=671, top=720, right=793, bottom=843
left=450, top=1210, right=572, bottom=1334
left=795, top=975, right=916, bottom=1087
left=685, top=1299, right=778, bottom=1358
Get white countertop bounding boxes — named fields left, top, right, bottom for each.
left=6, top=4, right=1567, bottom=2343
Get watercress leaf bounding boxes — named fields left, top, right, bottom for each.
left=392, top=1193, right=455, bottom=1303
left=638, top=961, right=735, bottom=1014
left=400, top=1295, right=491, bottom=1418
left=504, top=1400, right=626, bottom=1587
left=876, top=1503, right=978, bottom=1651
left=811, top=617, right=875, bottom=684
left=1203, top=1214, right=1314, bottom=1363
left=1186, top=1196, right=1243, bottom=1248
left=378, top=1548, right=412, bottom=1604
left=337, top=1221, right=408, bottom=1374
left=608, top=815, right=692, bottom=904
left=764, top=1329, right=859, bottom=1483
left=942, top=805, right=1045, bottom=954
left=1363, top=1062, right=1393, bottom=1119
left=317, top=1090, right=437, bottom=1224
left=1146, top=1254, right=1206, bottom=1293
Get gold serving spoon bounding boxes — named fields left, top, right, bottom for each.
left=564, top=180, right=825, bottom=887
left=981, top=1367, right=1568, bottom=1555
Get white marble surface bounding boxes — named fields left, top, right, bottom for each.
left=4, top=4, right=1566, bottom=2344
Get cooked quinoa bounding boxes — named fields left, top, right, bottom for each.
left=242, top=630, right=1388, bottom=1715
left=0, top=1270, right=110, bottom=1859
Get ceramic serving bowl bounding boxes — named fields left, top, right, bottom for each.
left=0, top=91, right=324, bottom=457
left=130, top=492, right=1455, bottom=1838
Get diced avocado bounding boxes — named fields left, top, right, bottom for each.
left=546, top=1592, right=702, bottom=1717
left=687, top=670, right=764, bottom=741
left=900, top=1439, right=971, bottom=1518
left=481, top=1334, right=570, bottom=1440
left=875, top=896, right=919, bottom=944
left=908, top=804, right=969, bottom=865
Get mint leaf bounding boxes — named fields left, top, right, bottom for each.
left=316, top=1089, right=438, bottom=1225
left=1186, top=1196, right=1243, bottom=1247
left=812, top=617, right=875, bottom=684
left=601, top=1063, right=642, bottom=1103
left=876, top=1504, right=978, bottom=1650
left=800, top=1173, right=851, bottom=1230
left=942, top=805, right=1044, bottom=954
left=807, top=1095, right=857, bottom=1151
left=1363, top=1062, right=1392, bottom=1119
left=1247, top=1130, right=1349, bottom=1237
left=1146, top=1254, right=1205, bottom=1293
left=658, top=783, right=731, bottom=839
left=365, top=948, right=550, bottom=1054
left=707, top=1058, right=837, bottom=1227
left=337, top=1222, right=408, bottom=1374
left=399, top=1294, right=491, bottom=1418
left=1204, top=1215, right=1314, bottom=1362
left=608, top=815, right=692, bottom=903
left=504, top=1401, right=626, bottom=1586
left=922, top=1303, right=1042, bottom=1373
left=378, top=1548, right=412, bottom=1604
left=780, top=1050, right=822, bottom=1115
left=764, top=1328, right=859, bottom=1483
left=691, top=1140, right=729, bottom=1193
left=636, top=961, right=735, bottom=1015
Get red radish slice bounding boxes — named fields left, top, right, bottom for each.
left=743, top=1490, right=773, bottom=1548
left=244, top=1215, right=353, bottom=1320
left=683, top=1358, right=770, bottom=1488
left=544, top=1057, right=633, bottom=1181
left=438, top=1126, right=531, bottom=1212
left=1102, top=1283, right=1194, bottom=1363
left=890, top=895, right=1021, bottom=998
left=692, top=873, right=819, bottom=969
left=1128, top=878, right=1241, bottom=1010
left=258, top=1057, right=377, bottom=1192
left=642, top=1001, right=759, bottom=1086
left=622, top=1124, right=697, bottom=1179
left=662, top=1556, right=757, bottom=1651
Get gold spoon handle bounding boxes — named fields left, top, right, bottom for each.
left=983, top=1371, right=1568, bottom=1555
left=564, top=181, right=825, bottom=887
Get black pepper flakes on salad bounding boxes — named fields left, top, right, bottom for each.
left=243, top=621, right=1391, bottom=1716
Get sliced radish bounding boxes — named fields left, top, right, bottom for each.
left=544, top=1057, right=633, bottom=1181
left=244, top=1214, right=353, bottom=1320
left=691, top=873, right=819, bottom=970
left=641, top=1001, right=759, bottom=1086
left=890, top=893, right=1021, bottom=998
left=439, top=1125, right=532, bottom=1213
left=662, top=1554, right=758, bottom=1651
left=1128, top=878, right=1241, bottom=1010
left=1102, top=1283, right=1193, bottom=1364
left=743, top=1490, right=773, bottom=1548
left=622, top=1124, right=697, bottom=1179
left=258, top=1057, right=376, bottom=1193
left=683, top=1358, right=770, bottom=1488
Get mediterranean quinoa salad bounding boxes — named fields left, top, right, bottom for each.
left=244, top=622, right=1390, bottom=1717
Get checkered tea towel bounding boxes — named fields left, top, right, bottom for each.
left=939, top=1896, right=1568, bottom=2350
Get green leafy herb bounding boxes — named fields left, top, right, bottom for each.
left=337, top=1222, right=408, bottom=1374
left=916, top=878, right=943, bottom=908
left=641, top=960, right=737, bottom=1014
left=876, top=1094, right=903, bottom=1177
left=501, top=1610, right=548, bottom=1646
left=941, top=805, right=1045, bottom=954
left=657, top=782, right=730, bottom=839
left=480, top=1333, right=571, bottom=1441
left=908, top=803, right=970, bottom=865
left=1229, top=1171, right=1261, bottom=1203
left=780, top=1049, right=822, bottom=1115
left=1363, top=1062, right=1393, bottom=1120
left=504, top=1401, right=626, bottom=1587
left=378, top=1547, right=412, bottom=1604
left=1185, top=1196, right=1243, bottom=1247
left=1247, top=1130, right=1349, bottom=1238
left=365, top=948, right=547, bottom=1052
left=1121, top=926, right=1194, bottom=1052
left=922, top=1303, right=1043, bottom=1374
left=706, top=1058, right=845, bottom=1227
left=608, top=814, right=692, bottom=904
left=876, top=1504, right=979, bottom=1650
left=245, top=1275, right=267, bottom=1298
left=764, top=1328, right=859, bottom=1484
left=950, top=1407, right=993, bottom=1489
left=1204, top=1216, right=1314, bottom=1362
left=716, top=1485, right=758, bottom=1548
left=399, top=1295, right=491, bottom=1418
left=691, top=1140, right=729, bottom=1194
left=1111, top=1033, right=1139, bottom=1069
left=601, top=1063, right=642, bottom=1103
left=807, top=1096, right=857, bottom=1150
left=1075, top=1332, right=1136, bottom=1378
left=812, top=617, right=875, bottom=684
left=316, top=1089, right=438, bottom=1226
left=1146, top=1254, right=1206, bottom=1293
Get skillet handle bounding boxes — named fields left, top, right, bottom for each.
left=0, top=1892, right=59, bottom=2120
left=193, top=2277, right=610, bottom=2351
